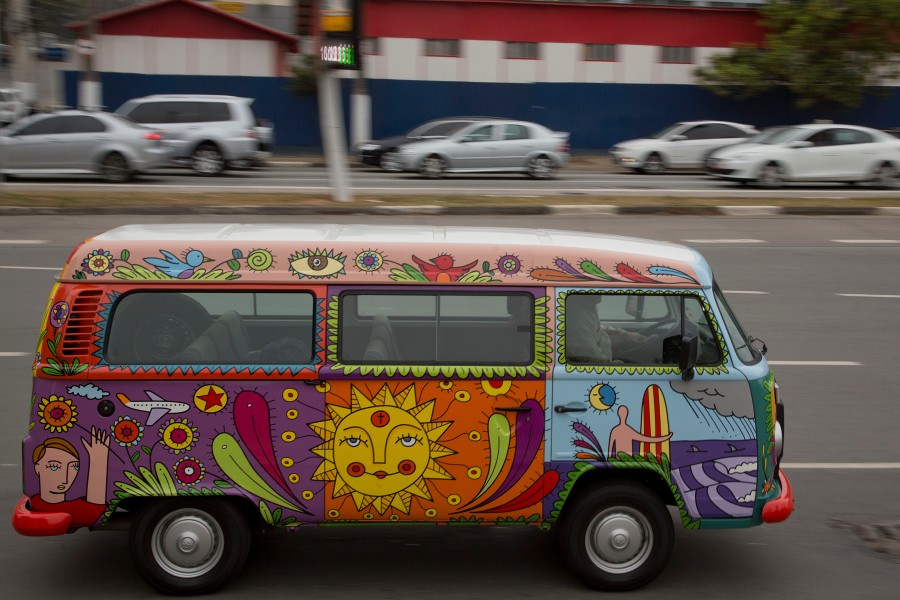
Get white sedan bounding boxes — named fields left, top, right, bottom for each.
left=609, top=120, right=757, bottom=174
left=706, top=124, right=900, bottom=188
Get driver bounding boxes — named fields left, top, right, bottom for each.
left=566, top=294, right=644, bottom=364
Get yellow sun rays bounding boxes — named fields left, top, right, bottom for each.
left=310, top=383, right=454, bottom=515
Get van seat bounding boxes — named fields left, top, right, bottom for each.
left=362, top=315, right=399, bottom=361
left=180, top=334, right=219, bottom=364
left=180, top=311, right=251, bottom=364
left=219, top=310, right=252, bottom=359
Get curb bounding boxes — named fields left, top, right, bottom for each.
left=1, top=205, right=897, bottom=216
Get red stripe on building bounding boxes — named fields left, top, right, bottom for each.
left=364, top=0, right=763, bottom=48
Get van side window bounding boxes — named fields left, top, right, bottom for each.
left=105, top=291, right=315, bottom=365
left=339, top=292, right=533, bottom=365
left=564, top=292, right=721, bottom=366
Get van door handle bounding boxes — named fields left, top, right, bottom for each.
left=495, top=406, right=531, bottom=412
left=554, top=404, right=587, bottom=413
left=303, top=379, right=325, bottom=387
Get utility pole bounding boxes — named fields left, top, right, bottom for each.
left=9, top=0, right=36, bottom=101
left=79, top=0, right=100, bottom=109
left=317, top=0, right=361, bottom=203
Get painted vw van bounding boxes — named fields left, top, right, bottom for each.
left=14, top=224, right=793, bottom=594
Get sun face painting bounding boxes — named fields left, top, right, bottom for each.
left=310, top=383, right=454, bottom=517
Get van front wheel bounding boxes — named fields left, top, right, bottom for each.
left=559, top=483, right=673, bottom=591
left=130, top=499, right=251, bottom=595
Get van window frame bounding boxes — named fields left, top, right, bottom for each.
left=559, top=289, right=727, bottom=374
left=336, top=289, right=536, bottom=367
left=102, top=289, right=318, bottom=367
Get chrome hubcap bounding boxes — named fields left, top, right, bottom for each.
left=152, top=509, right=224, bottom=578
left=585, top=508, right=653, bottom=573
left=194, top=149, right=223, bottom=174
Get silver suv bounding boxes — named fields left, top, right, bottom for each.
left=115, top=94, right=267, bottom=175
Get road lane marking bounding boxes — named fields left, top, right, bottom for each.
left=832, top=239, right=900, bottom=244
left=768, top=360, right=862, bottom=366
left=837, top=293, right=900, bottom=299
left=0, top=265, right=59, bottom=271
left=0, top=240, right=48, bottom=244
left=723, top=290, right=769, bottom=295
left=682, top=239, right=766, bottom=244
left=0, top=352, right=30, bottom=357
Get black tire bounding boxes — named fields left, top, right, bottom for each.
left=526, top=154, right=557, bottom=179
left=870, top=162, right=899, bottom=189
left=130, top=499, right=251, bottom=595
left=756, top=162, right=784, bottom=189
left=379, top=149, right=401, bottom=172
left=419, top=154, right=446, bottom=179
left=640, top=152, right=665, bottom=174
left=100, top=152, right=134, bottom=183
left=559, top=482, right=674, bottom=591
left=191, top=143, right=226, bottom=176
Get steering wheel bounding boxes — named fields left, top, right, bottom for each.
left=613, top=318, right=679, bottom=363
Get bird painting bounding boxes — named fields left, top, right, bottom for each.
left=412, top=254, right=478, bottom=282
left=145, top=249, right=213, bottom=278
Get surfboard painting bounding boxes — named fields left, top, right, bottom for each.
left=640, top=384, right=670, bottom=458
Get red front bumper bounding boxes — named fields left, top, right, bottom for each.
left=762, top=470, right=795, bottom=524
left=11, top=496, right=72, bottom=536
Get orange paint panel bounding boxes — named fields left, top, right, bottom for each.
left=316, top=379, right=546, bottom=522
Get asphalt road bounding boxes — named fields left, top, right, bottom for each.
left=2, top=162, right=900, bottom=198
left=1, top=214, right=898, bottom=599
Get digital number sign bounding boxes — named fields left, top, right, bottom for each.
left=319, top=1, right=360, bottom=70
left=321, top=39, right=358, bottom=69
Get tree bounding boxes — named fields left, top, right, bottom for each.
left=288, top=54, right=320, bottom=96
left=694, top=0, right=900, bottom=113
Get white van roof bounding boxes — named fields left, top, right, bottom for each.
left=66, top=224, right=711, bottom=287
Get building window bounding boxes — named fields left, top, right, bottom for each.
left=425, top=39, right=461, bottom=57
left=361, top=37, right=379, bottom=55
left=660, top=46, right=694, bottom=64
left=505, top=41, right=539, bottom=60
left=584, top=44, right=617, bottom=62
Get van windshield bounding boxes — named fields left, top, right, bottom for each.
left=713, top=283, right=761, bottom=364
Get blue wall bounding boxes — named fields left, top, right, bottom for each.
left=66, top=72, right=900, bottom=151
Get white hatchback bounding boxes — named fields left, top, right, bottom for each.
left=610, top=120, right=757, bottom=174
left=706, top=123, right=900, bottom=189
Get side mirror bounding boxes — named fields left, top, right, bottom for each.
left=789, top=140, right=813, bottom=149
left=679, top=334, right=699, bottom=381
left=670, top=134, right=687, bottom=142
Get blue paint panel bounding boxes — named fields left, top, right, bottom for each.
left=65, top=72, right=900, bottom=150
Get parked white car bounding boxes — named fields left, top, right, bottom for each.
left=610, top=120, right=757, bottom=174
left=706, top=123, right=900, bottom=189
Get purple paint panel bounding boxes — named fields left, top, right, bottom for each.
left=26, top=378, right=327, bottom=526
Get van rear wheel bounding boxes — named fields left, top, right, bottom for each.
left=559, top=482, right=673, bottom=591
left=130, top=499, right=251, bottom=595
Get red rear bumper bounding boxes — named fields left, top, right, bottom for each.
left=762, top=470, right=794, bottom=524
left=11, top=496, right=72, bottom=536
